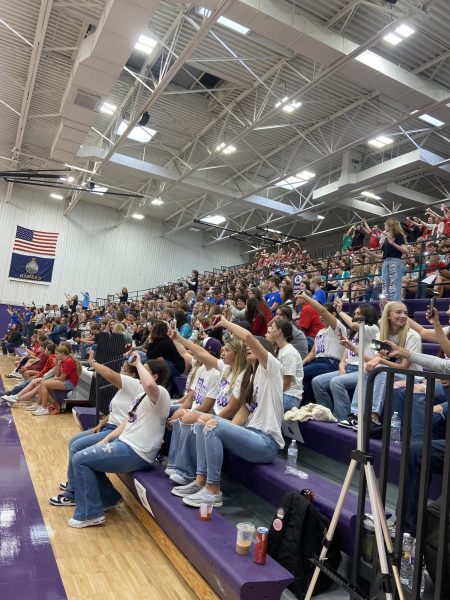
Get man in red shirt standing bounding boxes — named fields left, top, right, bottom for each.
left=296, top=291, right=322, bottom=348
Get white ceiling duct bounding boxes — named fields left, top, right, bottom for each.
left=51, top=0, right=161, bottom=162
left=312, top=149, right=447, bottom=209
left=77, top=145, right=317, bottom=219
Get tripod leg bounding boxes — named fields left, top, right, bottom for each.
left=368, top=464, right=404, bottom=599
left=305, top=459, right=359, bottom=600
left=365, top=464, right=404, bottom=600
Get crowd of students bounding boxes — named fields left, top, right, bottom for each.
left=0, top=219, right=447, bottom=543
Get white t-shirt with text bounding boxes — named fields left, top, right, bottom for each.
left=278, top=343, right=303, bottom=400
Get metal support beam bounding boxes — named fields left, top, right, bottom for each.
left=5, top=0, right=53, bottom=204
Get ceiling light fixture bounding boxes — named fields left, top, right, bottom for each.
left=383, top=23, right=415, bottom=45
left=100, top=102, right=117, bottom=115
left=134, top=34, right=157, bottom=54
left=200, top=214, right=227, bottom=225
left=275, top=170, right=315, bottom=190
left=117, top=120, right=157, bottom=143
left=418, top=114, right=445, bottom=127
left=216, top=142, right=236, bottom=154
left=361, top=191, right=382, bottom=200
left=266, top=227, right=282, bottom=234
left=197, top=8, right=249, bottom=35
left=50, top=193, right=63, bottom=200
left=132, top=213, right=145, bottom=220
left=151, top=198, right=164, bottom=205
left=275, top=96, right=302, bottom=113
left=368, top=135, right=393, bottom=148
left=89, top=185, right=108, bottom=195
left=317, top=215, right=325, bottom=220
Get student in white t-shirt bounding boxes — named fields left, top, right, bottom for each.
left=68, top=354, right=170, bottom=529
left=311, top=302, right=379, bottom=420
left=341, top=301, right=422, bottom=429
left=48, top=355, right=142, bottom=507
left=297, top=292, right=347, bottom=405
left=266, top=318, right=303, bottom=411
left=165, top=331, right=247, bottom=485
left=172, top=316, right=284, bottom=509
left=166, top=338, right=222, bottom=482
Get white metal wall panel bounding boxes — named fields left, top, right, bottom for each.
left=0, top=187, right=244, bottom=305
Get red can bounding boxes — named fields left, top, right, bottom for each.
left=254, top=526, right=268, bottom=565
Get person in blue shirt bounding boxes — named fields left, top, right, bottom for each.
left=81, top=292, right=90, bottom=310
left=49, top=317, right=69, bottom=344
left=310, top=276, right=326, bottom=304
left=264, top=277, right=282, bottom=313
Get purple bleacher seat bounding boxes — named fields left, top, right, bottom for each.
left=222, top=451, right=365, bottom=556
left=291, top=420, right=442, bottom=501
left=14, top=347, right=27, bottom=358
left=72, top=406, right=99, bottom=430
left=120, top=467, right=294, bottom=600
left=50, top=389, right=67, bottom=403
left=172, top=375, right=187, bottom=396
left=421, top=342, right=440, bottom=356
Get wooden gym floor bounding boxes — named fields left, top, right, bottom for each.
left=0, top=354, right=210, bottom=600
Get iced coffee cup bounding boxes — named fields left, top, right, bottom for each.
left=236, top=523, right=255, bottom=555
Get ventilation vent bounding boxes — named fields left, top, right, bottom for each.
left=74, top=90, right=101, bottom=111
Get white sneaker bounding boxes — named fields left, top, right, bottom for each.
left=6, top=395, right=18, bottom=404
left=169, top=472, right=193, bottom=486
left=164, top=467, right=176, bottom=477
left=10, top=372, right=23, bottom=379
left=26, top=403, right=39, bottom=411
left=32, top=407, right=49, bottom=416
left=1, top=394, right=11, bottom=402
left=68, top=516, right=105, bottom=529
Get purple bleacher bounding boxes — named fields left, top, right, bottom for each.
left=421, top=342, right=440, bottom=356
left=72, top=406, right=98, bottom=430
left=172, top=375, right=187, bottom=396
left=222, top=451, right=365, bottom=556
left=14, top=347, right=26, bottom=358
left=120, top=467, right=294, bottom=600
left=291, top=420, right=442, bottom=500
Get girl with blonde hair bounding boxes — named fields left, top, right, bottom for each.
left=363, top=218, right=409, bottom=301
left=340, top=301, right=422, bottom=428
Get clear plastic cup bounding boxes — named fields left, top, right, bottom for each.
left=236, top=522, right=255, bottom=555
left=199, top=494, right=215, bottom=521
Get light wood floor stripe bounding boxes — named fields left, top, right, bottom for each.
left=1, top=356, right=216, bottom=600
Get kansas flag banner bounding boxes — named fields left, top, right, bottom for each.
left=9, top=226, right=59, bottom=285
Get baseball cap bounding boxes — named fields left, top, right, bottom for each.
left=202, top=337, right=222, bottom=357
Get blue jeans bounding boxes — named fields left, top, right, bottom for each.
left=195, top=420, right=279, bottom=485
left=302, top=358, right=340, bottom=405
left=64, top=424, right=117, bottom=499
left=283, top=393, right=300, bottom=412
left=2, top=341, right=21, bottom=355
left=392, top=385, right=447, bottom=442
left=382, top=257, right=403, bottom=301
left=170, top=421, right=198, bottom=479
left=351, top=371, right=405, bottom=417
left=72, top=439, right=150, bottom=520
left=9, top=379, right=30, bottom=395
left=311, top=365, right=358, bottom=419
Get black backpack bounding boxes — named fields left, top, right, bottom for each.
left=268, top=491, right=342, bottom=599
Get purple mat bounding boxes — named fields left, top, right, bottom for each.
left=0, top=402, right=66, bottom=600
left=121, top=467, right=294, bottom=600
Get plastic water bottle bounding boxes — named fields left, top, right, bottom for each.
left=286, top=440, right=298, bottom=474
left=412, top=538, right=426, bottom=597
left=400, top=533, right=413, bottom=588
left=390, top=412, right=401, bottom=444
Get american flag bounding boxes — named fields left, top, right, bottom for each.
left=13, top=226, right=59, bottom=257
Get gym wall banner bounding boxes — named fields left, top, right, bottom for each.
left=8, top=226, right=59, bottom=285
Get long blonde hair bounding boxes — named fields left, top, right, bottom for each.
left=379, top=301, right=409, bottom=347
left=223, top=337, right=247, bottom=391
left=385, top=219, right=406, bottom=243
